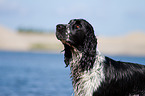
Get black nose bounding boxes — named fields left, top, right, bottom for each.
left=56, top=24, right=66, bottom=31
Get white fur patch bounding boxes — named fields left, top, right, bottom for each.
left=66, top=24, right=70, bottom=41
left=73, top=51, right=105, bottom=96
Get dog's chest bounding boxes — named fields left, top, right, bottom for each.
left=70, top=51, right=105, bottom=96
left=73, top=60, right=105, bottom=96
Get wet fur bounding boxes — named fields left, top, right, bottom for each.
left=56, top=19, right=145, bottom=96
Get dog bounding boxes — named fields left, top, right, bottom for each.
left=56, top=19, right=145, bottom=96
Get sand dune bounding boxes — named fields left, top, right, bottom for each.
left=0, top=25, right=62, bottom=52
left=0, top=25, right=145, bottom=56
left=0, top=26, right=29, bottom=51
left=98, top=32, right=145, bottom=56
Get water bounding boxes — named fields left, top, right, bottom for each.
left=0, top=51, right=145, bottom=96
left=0, top=51, right=72, bottom=96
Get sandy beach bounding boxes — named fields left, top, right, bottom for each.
left=0, top=25, right=145, bottom=56
left=98, top=32, right=145, bottom=56
left=0, top=25, right=62, bottom=52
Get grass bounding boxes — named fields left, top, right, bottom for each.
left=30, top=43, right=63, bottom=51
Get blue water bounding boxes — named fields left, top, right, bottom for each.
left=0, top=51, right=72, bottom=96
left=0, top=51, right=145, bottom=96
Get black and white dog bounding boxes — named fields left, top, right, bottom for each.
left=56, top=19, right=145, bottom=96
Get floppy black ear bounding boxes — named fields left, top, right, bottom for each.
left=64, top=44, right=72, bottom=67
left=84, top=24, right=97, bottom=54
left=80, top=22, right=97, bottom=70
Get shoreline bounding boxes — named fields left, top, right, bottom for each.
left=0, top=49, right=145, bottom=57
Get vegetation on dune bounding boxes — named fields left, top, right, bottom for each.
left=17, top=27, right=55, bottom=34
left=30, top=43, right=62, bottom=51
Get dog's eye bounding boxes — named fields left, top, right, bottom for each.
left=74, top=24, right=81, bottom=29
left=76, top=25, right=80, bottom=28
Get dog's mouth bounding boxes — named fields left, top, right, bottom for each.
left=61, top=40, right=78, bottom=52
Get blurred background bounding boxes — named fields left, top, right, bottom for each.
left=0, top=0, right=145, bottom=96
left=0, top=0, right=145, bottom=55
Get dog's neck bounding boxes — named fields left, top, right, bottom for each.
left=69, top=48, right=99, bottom=76
left=69, top=47, right=96, bottom=73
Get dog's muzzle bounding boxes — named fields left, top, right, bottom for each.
left=56, top=24, right=71, bottom=42
left=56, top=24, right=66, bottom=40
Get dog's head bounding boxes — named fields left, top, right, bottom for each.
left=56, top=19, right=97, bottom=67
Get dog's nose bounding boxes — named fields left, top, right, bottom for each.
left=56, top=24, right=66, bottom=31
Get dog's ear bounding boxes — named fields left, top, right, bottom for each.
left=64, top=44, right=72, bottom=67
left=83, top=21, right=97, bottom=55
left=80, top=22, right=97, bottom=70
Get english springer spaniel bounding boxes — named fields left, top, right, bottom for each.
left=56, top=19, right=145, bottom=96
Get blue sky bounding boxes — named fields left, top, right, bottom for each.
left=0, top=0, right=145, bottom=36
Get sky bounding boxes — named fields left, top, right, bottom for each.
left=0, top=0, right=145, bottom=36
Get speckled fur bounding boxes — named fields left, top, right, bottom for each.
left=70, top=50, right=105, bottom=96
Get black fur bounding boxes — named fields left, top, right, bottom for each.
left=56, top=19, right=145, bottom=96
left=93, top=57, right=145, bottom=96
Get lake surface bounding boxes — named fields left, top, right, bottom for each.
left=0, top=51, right=145, bottom=96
